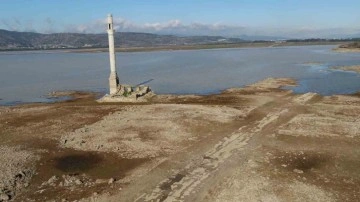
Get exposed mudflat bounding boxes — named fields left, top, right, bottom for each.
left=0, top=78, right=360, bottom=201
left=333, top=47, right=360, bottom=53
left=333, top=65, right=360, bottom=73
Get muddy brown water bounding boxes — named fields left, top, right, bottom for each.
left=48, top=150, right=148, bottom=179
left=54, top=153, right=103, bottom=173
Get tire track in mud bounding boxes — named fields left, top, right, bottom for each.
left=136, top=108, right=289, bottom=202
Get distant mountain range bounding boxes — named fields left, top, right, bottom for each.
left=1, top=29, right=359, bottom=51
left=0, top=29, right=246, bottom=50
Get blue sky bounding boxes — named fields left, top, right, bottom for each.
left=1, top=0, right=360, bottom=38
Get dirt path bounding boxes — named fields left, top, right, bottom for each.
left=133, top=91, right=295, bottom=202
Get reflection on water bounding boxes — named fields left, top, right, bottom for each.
left=0, top=45, right=359, bottom=105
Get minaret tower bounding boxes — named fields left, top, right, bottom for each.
left=107, top=14, right=119, bottom=94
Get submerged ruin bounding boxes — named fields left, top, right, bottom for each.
left=98, top=14, right=153, bottom=103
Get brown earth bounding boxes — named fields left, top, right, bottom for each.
left=333, top=48, right=360, bottom=53
left=332, top=65, right=360, bottom=73
left=334, top=42, right=360, bottom=53
left=0, top=78, right=359, bottom=202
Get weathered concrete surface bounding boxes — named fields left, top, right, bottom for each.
left=98, top=85, right=154, bottom=103
left=107, top=14, right=119, bottom=95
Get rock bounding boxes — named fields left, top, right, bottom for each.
left=36, top=189, right=45, bottom=194
left=247, top=159, right=258, bottom=168
left=64, top=179, right=70, bottom=186
left=75, top=179, right=83, bottom=185
left=95, top=179, right=102, bottom=184
left=0, top=193, right=10, bottom=201
left=15, top=172, right=25, bottom=180
left=47, top=175, right=59, bottom=184
left=108, top=178, right=115, bottom=184
left=293, top=169, right=304, bottom=174
left=202, top=159, right=211, bottom=165
left=95, top=179, right=107, bottom=184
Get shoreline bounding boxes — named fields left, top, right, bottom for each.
left=0, top=42, right=343, bottom=54
left=2, top=76, right=360, bottom=107
left=333, top=47, right=360, bottom=53
left=66, top=42, right=343, bottom=53
left=0, top=91, right=105, bottom=107
left=332, top=65, right=360, bottom=73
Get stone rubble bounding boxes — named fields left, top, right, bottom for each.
left=0, top=146, right=38, bottom=202
left=97, top=84, right=154, bottom=103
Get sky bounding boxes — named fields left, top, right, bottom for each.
left=1, top=0, right=360, bottom=38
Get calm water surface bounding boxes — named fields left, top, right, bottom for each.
left=0, top=45, right=360, bottom=105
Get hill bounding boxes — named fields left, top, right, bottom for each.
left=0, top=29, right=245, bottom=50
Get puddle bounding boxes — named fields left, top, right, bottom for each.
left=55, top=153, right=102, bottom=173
left=50, top=151, right=148, bottom=179
left=273, top=151, right=330, bottom=173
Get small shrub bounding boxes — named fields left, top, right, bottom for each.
left=123, top=91, right=132, bottom=97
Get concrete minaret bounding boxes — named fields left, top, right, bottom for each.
left=107, top=14, right=119, bottom=94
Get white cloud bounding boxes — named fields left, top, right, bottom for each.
left=144, top=20, right=182, bottom=31
left=1, top=16, right=360, bottom=39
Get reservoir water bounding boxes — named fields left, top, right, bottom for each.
left=0, top=45, right=359, bottom=105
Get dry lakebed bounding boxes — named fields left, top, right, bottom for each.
left=0, top=77, right=360, bottom=202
